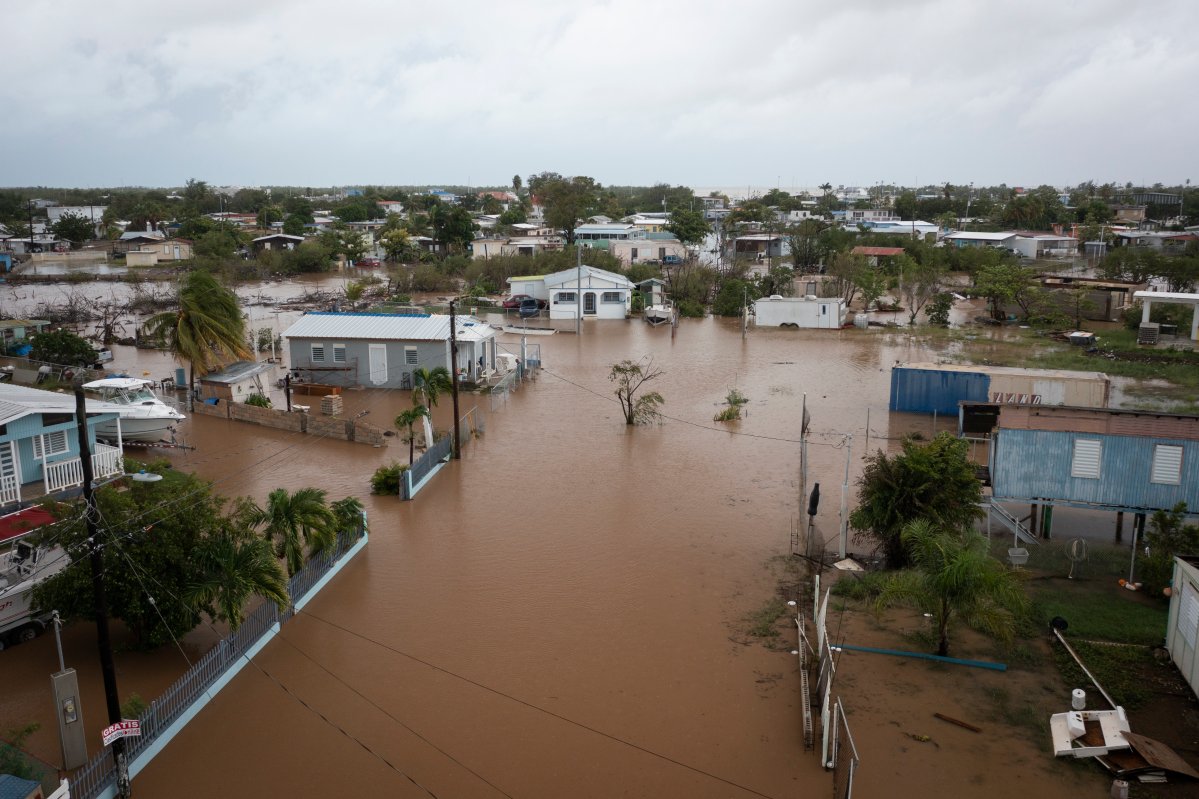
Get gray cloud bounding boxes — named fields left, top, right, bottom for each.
left=2, top=0, right=1195, bottom=188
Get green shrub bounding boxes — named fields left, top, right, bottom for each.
left=676, top=299, right=705, bottom=318
left=370, top=462, right=409, bottom=495
left=244, top=393, right=271, bottom=408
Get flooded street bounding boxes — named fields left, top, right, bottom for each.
left=0, top=278, right=1112, bottom=796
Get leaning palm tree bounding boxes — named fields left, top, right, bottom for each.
left=330, top=496, right=364, bottom=537
left=185, top=527, right=288, bottom=631
left=142, top=271, right=252, bottom=407
left=874, top=519, right=1028, bottom=657
left=395, top=405, right=429, bottom=464
left=254, top=487, right=337, bottom=577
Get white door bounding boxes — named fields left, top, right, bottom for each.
left=0, top=441, right=19, bottom=505
left=368, top=344, right=388, bottom=385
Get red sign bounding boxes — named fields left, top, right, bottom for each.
left=101, top=720, right=141, bottom=746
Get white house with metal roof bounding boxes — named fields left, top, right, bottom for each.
left=0, top=384, right=125, bottom=508
left=282, top=312, right=498, bottom=388
left=543, top=266, right=634, bottom=320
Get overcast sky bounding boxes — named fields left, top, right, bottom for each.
left=3, top=0, right=1196, bottom=191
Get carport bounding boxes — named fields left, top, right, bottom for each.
left=1135, top=290, right=1199, bottom=341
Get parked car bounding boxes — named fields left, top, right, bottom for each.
left=356, top=256, right=381, bottom=267
left=518, top=298, right=542, bottom=318
left=503, top=294, right=547, bottom=310
left=662, top=255, right=683, bottom=265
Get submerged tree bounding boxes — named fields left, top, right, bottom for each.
left=395, top=404, right=430, bottom=464
left=254, top=487, right=337, bottom=576
left=609, top=359, right=665, bottom=425
left=875, top=520, right=1027, bottom=657
left=186, top=525, right=288, bottom=631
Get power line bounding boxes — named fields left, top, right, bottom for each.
left=299, top=609, right=782, bottom=799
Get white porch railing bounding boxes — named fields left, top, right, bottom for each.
left=0, top=473, right=19, bottom=506
left=93, top=443, right=122, bottom=480
left=44, top=458, right=84, bottom=493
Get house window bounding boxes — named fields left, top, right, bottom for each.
left=405, top=347, right=418, bottom=365
left=1070, top=439, right=1102, bottom=479
left=311, top=343, right=325, bottom=362
left=33, top=431, right=69, bottom=459
left=601, top=292, right=622, bottom=303
left=332, top=343, right=346, bottom=363
left=556, top=292, right=576, bottom=304
left=1151, top=444, right=1183, bottom=485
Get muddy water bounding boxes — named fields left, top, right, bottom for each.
left=0, top=279, right=995, bottom=796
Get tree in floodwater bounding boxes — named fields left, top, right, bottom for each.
left=142, top=270, right=251, bottom=403
left=609, top=358, right=665, bottom=425
left=850, top=432, right=983, bottom=568
left=253, top=487, right=338, bottom=577
left=395, top=405, right=429, bottom=464
left=874, top=519, right=1027, bottom=657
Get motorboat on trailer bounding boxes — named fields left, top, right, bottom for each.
left=644, top=299, right=675, bottom=326
left=82, top=377, right=186, bottom=443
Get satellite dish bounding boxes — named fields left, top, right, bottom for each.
left=1066, top=538, right=1088, bottom=580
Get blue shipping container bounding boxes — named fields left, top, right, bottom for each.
left=889, top=366, right=990, bottom=415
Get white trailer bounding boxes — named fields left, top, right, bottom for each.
left=753, top=295, right=846, bottom=329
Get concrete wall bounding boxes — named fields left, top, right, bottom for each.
left=193, top=399, right=388, bottom=446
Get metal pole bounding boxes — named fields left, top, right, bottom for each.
left=52, top=611, right=65, bottom=673
left=448, top=300, right=461, bottom=460
left=864, top=407, right=870, bottom=455
left=839, top=434, right=852, bottom=559
left=576, top=244, right=582, bottom=336
left=74, top=386, right=131, bottom=798
left=799, top=393, right=808, bottom=517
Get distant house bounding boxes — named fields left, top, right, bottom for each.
left=46, top=205, right=108, bottom=237
left=543, top=266, right=634, bottom=320
left=282, top=312, right=498, bottom=388
left=377, top=200, right=405, bottom=215
left=990, top=404, right=1199, bottom=522
left=573, top=223, right=642, bottom=242
left=0, top=383, right=125, bottom=509
left=472, top=237, right=556, bottom=259
left=942, top=231, right=1019, bottom=250
left=842, top=208, right=899, bottom=225
left=851, top=245, right=905, bottom=267
left=125, top=238, right=194, bottom=266
left=252, top=234, right=306, bottom=252
left=730, top=234, right=784, bottom=261
left=608, top=237, right=685, bottom=267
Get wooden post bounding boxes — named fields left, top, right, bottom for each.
left=1115, top=510, right=1124, bottom=544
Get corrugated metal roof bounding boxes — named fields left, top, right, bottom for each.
left=0, top=383, right=123, bottom=426
left=282, top=312, right=496, bottom=343
left=543, top=266, right=633, bottom=288
left=200, top=360, right=274, bottom=384
left=943, top=231, right=1016, bottom=241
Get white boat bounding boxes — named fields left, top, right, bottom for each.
left=0, top=540, right=68, bottom=648
left=644, top=301, right=675, bottom=326
left=501, top=324, right=556, bottom=336
left=82, top=377, right=186, bottom=442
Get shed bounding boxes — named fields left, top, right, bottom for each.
left=198, top=361, right=274, bottom=402
left=252, top=234, right=306, bottom=252
left=1167, top=556, right=1199, bottom=700
left=889, top=363, right=1110, bottom=415
left=282, top=312, right=498, bottom=388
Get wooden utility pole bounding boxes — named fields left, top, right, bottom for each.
left=448, top=299, right=461, bottom=459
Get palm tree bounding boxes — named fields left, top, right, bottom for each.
left=874, top=520, right=1027, bottom=657
left=186, top=528, right=288, bottom=631
left=142, top=271, right=252, bottom=407
left=395, top=405, right=429, bottom=464
left=411, top=366, right=451, bottom=409
left=254, top=487, right=337, bottom=576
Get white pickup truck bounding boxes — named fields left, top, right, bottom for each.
left=0, top=540, right=68, bottom=650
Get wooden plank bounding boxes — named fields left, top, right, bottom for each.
left=1123, top=731, right=1199, bottom=780
left=933, top=713, right=981, bottom=733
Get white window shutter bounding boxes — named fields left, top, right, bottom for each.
left=1070, top=439, right=1102, bottom=479
left=1151, top=445, right=1183, bottom=485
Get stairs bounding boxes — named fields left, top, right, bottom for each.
left=988, top=501, right=1040, bottom=546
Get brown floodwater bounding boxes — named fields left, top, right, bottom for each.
left=0, top=280, right=1036, bottom=796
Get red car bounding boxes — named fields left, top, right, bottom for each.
left=502, top=294, right=547, bottom=310
left=356, top=257, right=381, bottom=267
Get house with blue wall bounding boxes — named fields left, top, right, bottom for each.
left=990, top=405, right=1198, bottom=520
left=0, top=384, right=126, bottom=509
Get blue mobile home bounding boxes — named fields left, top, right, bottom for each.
left=990, top=405, right=1199, bottom=514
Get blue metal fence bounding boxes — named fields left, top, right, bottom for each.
left=69, top=516, right=368, bottom=799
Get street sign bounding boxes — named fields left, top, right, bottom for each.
left=101, top=720, right=141, bottom=747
